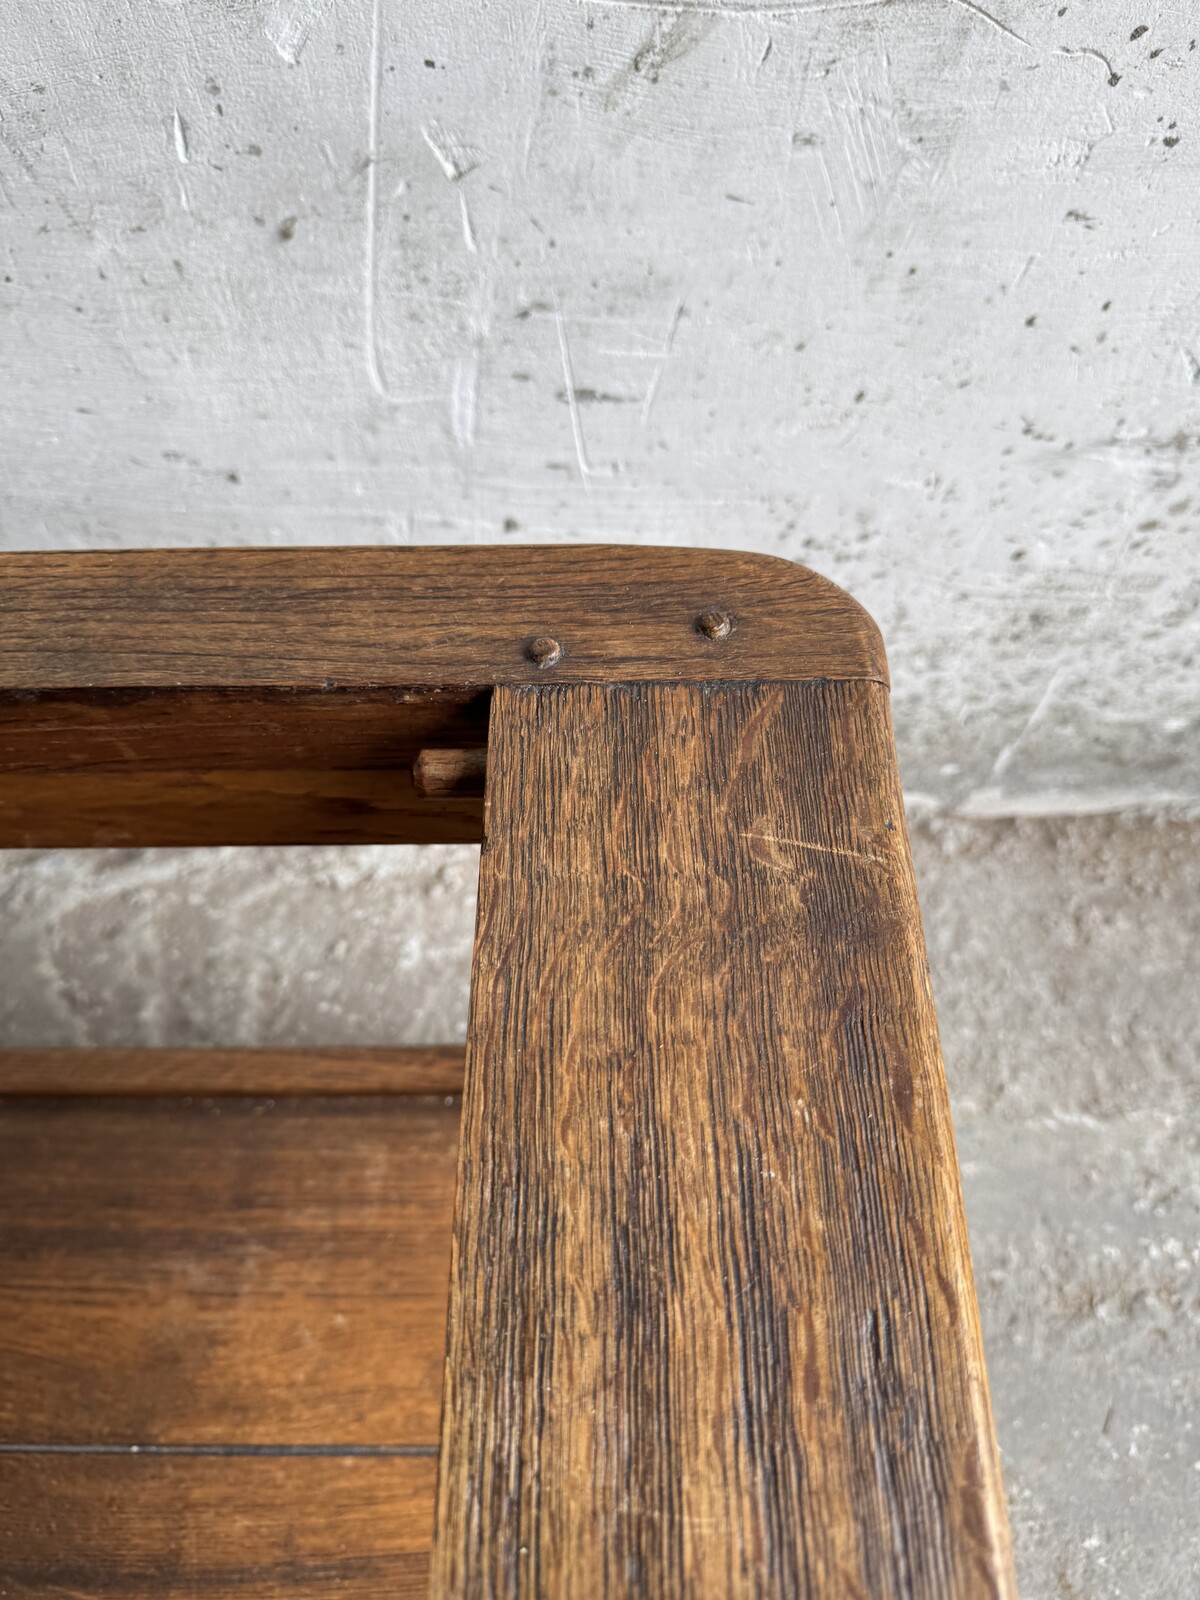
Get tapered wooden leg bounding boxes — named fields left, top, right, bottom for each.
left=433, top=681, right=1015, bottom=1598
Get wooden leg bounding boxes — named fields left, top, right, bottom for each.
left=433, top=681, right=1015, bottom=1598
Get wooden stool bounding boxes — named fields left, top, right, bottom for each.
left=0, top=547, right=1016, bottom=1597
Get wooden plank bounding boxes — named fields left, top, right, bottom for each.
left=0, top=547, right=883, bottom=846
left=0, top=1046, right=466, bottom=1095
left=0, top=1454, right=435, bottom=1598
left=0, top=687, right=489, bottom=773
left=0, top=546, right=887, bottom=690
left=0, top=1095, right=457, bottom=1445
left=0, top=684, right=489, bottom=845
left=0, top=767, right=484, bottom=846
left=434, top=680, right=1015, bottom=1598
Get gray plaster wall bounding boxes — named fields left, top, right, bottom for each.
left=2, top=0, right=1199, bottom=811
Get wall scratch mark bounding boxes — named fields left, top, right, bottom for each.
left=172, top=111, right=190, bottom=165
left=264, top=0, right=333, bottom=65
left=459, top=190, right=478, bottom=255
left=990, top=668, right=1066, bottom=781
left=1056, top=44, right=1119, bottom=83
left=451, top=355, right=479, bottom=451
left=944, top=0, right=1030, bottom=48
left=1010, top=253, right=1037, bottom=291
left=421, top=124, right=478, bottom=184
left=61, top=141, right=81, bottom=189
left=363, top=0, right=396, bottom=402
left=553, top=295, right=593, bottom=484
left=642, top=299, right=686, bottom=425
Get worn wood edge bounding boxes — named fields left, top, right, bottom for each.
left=0, top=1046, right=466, bottom=1095
left=0, top=545, right=888, bottom=689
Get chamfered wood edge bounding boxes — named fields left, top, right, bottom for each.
left=0, top=544, right=888, bottom=690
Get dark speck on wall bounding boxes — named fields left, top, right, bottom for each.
left=277, top=216, right=297, bottom=242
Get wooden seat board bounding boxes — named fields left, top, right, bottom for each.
left=0, top=1455, right=435, bottom=1599
left=0, top=1092, right=458, bottom=1447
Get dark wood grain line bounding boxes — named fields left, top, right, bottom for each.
left=434, top=680, right=1014, bottom=1599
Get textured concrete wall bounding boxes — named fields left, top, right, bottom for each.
left=2, top=0, right=1199, bottom=810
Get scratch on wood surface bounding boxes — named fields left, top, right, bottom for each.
left=742, top=831, right=887, bottom=867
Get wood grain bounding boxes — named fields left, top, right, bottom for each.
left=0, top=687, right=489, bottom=772
left=0, top=688, right=489, bottom=846
left=0, top=547, right=882, bottom=846
left=435, top=680, right=1015, bottom=1598
left=0, top=546, right=886, bottom=689
left=413, top=746, right=488, bottom=799
left=0, top=1455, right=435, bottom=1598
left=0, top=1094, right=457, bottom=1445
left=0, top=1046, right=466, bottom=1095
left=0, top=768, right=485, bottom=846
